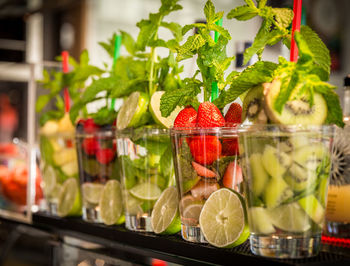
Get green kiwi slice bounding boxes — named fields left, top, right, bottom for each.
left=263, top=79, right=327, bottom=125
left=242, top=84, right=268, bottom=124
left=263, top=177, right=293, bottom=209
left=298, top=195, right=325, bottom=226
left=261, top=145, right=292, bottom=179
left=249, top=153, right=269, bottom=197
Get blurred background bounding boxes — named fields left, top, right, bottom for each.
left=0, top=0, right=349, bottom=140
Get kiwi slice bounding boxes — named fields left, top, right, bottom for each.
left=242, top=84, right=269, bottom=124
left=249, top=153, right=269, bottom=197
left=263, top=177, right=293, bottom=209
left=298, top=195, right=325, bottom=226
left=284, top=163, right=317, bottom=192
left=292, top=144, right=328, bottom=168
left=264, top=79, right=327, bottom=125
left=261, top=145, right=292, bottom=179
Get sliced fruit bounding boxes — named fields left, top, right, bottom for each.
left=125, top=193, right=143, bottom=215
left=191, top=180, right=219, bottom=200
left=96, top=148, right=115, bottom=164
left=99, top=180, right=123, bottom=225
left=48, top=184, right=62, bottom=201
left=242, top=84, right=267, bottom=124
left=248, top=207, right=275, bottom=234
left=151, top=186, right=181, bottom=234
left=57, top=178, right=82, bottom=217
left=189, top=135, right=222, bottom=165
left=249, top=153, right=269, bottom=196
left=61, top=161, right=78, bottom=177
left=221, top=138, right=239, bottom=156
left=263, top=177, right=293, bottom=209
left=264, top=79, right=327, bottom=125
left=174, top=106, right=198, bottom=128
left=192, top=161, right=217, bottom=178
left=292, top=144, right=328, bottom=168
left=261, top=145, right=292, bottom=179
left=267, top=202, right=311, bottom=232
left=298, top=195, right=325, bottom=225
left=182, top=202, right=203, bottom=226
left=82, top=183, right=104, bottom=205
left=53, top=148, right=77, bottom=166
left=57, top=113, right=75, bottom=133
left=41, top=120, right=59, bottom=135
left=199, top=188, right=249, bottom=248
left=83, top=118, right=99, bottom=134
left=223, top=162, right=242, bottom=191
left=129, top=182, right=162, bottom=201
left=150, top=91, right=182, bottom=128
left=197, top=101, right=225, bottom=128
left=82, top=137, right=98, bottom=155
left=42, top=166, right=57, bottom=197
left=117, top=91, right=149, bottom=130
left=284, top=163, right=317, bottom=192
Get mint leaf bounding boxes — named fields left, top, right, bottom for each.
left=161, top=22, right=182, bottom=42
left=323, top=90, right=344, bottom=127
left=227, top=5, right=258, bottom=20
left=121, top=31, right=137, bottom=55
left=208, top=24, right=231, bottom=40
left=272, top=8, right=293, bottom=28
left=36, top=95, right=51, bottom=113
left=90, top=107, right=118, bottom=125
left=176, top=34, right=206, bottom=61
left=204, top=0, right=215, bottom=22
left=214, top=61, right=277, bottom=109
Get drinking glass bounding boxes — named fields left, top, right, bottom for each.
left=171, top=127, right=241, bottom=243
left=239, top=124, right=334, bottom=258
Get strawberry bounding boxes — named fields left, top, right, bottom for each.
left=96, top=148, right=115, bottom=164
left=224, top=102, right=242, bottom=125
left=189, top=135, right=222, bottom=165
left=191, top=161, right=217, bottom=178
left=221, top=138, right=239, bottom=156
left=223, top=162, right=243, bottom=192
left=174, top=107, right=197, bottom=128
left=82, top=137, right=98, bottom=155
left=197, top=102, right=225, bottom=128
left=83, top=118, right=99, bottom=134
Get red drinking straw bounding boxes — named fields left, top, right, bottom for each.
left=290, top=0, right=303, bottom=62
left=61, top=51, right=70, bottom=112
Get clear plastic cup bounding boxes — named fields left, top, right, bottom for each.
left=171, top=127, right=241, bottom=242
left=117, top=127, right=174, bottom=232
left=239, top=124, right=334, bottom=258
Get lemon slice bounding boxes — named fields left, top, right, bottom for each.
left=42, top=166, right=57, bottom=197
left=199, top=188, right=249, bottom=248
left=82, top=183, right=104, bottom=205
left=57, top=178, right=82, bottom=217
left=151, top=186, right=181, bottom=234
left=99, top=180, right=123, bottom=225
left=129, top=183, right=162, bottom=201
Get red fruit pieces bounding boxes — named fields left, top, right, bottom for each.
left=83, top=137, right=98, bottom=155
left=197, top=102, right=225, bottom=128
left=191, top=161, right=217, bottom=178
left=224, top=102, right=242, bottom=125
left=189, top=135, right=222, bottom=165
left=83, top=118, right=99, bottom=134
left=223, top=162, right=243, bottom=192
left=174, top=107, right=197, bottom=128
left=96, top=148, right=115, bottom=164
left=222, top=138, right=239, bottom=156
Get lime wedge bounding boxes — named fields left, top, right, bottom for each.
left=117, top=91, right=149, bottom=130
left=199, top=188, right=249, bottom=248
left=57, top=178, right=82, bottom=217
left=99, top=180, right=123, bottom=225
left=125, top=193, right=143, bottom=215
left=267, top=202, right=311, bottom=232
left=149, top=91, right=182, bottom=128
left=82, top=183, right=104, bottom=205
left=42, top=166, right=57, bottom=197
left=151, top=186, right=181, bottom=234
left=129, top=183, right=162, bottom=201
left=248, top=207, right=275, bottom=234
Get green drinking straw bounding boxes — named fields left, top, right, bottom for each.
left=110, top=34, right=122, bottom=110
left=211, top=18, right=223, bottom=102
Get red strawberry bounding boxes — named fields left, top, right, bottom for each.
left=174, top=107, right=197, bottom=128
left=82, top=137, right=98, bottom=155
left=189, top=135, right=222, bottom=165
left=223, top=162, right=242, bottom=192
left=197, top=102, right=225, bottom=128
left=191, top=161, right=217, bottom=178
left=96, top=148, right=115, bottom=164
left=83, top=118, right=99, bottom=134
left=224, top=102, right=242, bottom=126
left=222, top=138, right=239, bottom=156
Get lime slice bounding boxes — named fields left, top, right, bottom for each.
left=57, top=178, right=82, bottom=217
left=82, top=183, right=104, bottom=205
left=151, top=186, right=181, bottom=234
left=125, top=192, right=143, bottom=215
left=182, top=202, right=203, bottom=226
left=42, top=166, right=57, bottom=197
left=149, top=91, right=182, bottom=128
left=99, top=180, right=123, bottom=225
left=199, top=188, right=249, bottom=248
left=267, top=202, right=311, bottom=232
left=248, top=207, right=275, bottom=234
left=129, top=183, right=162, bottom=201
left=61, top=161, right=78, bottom=177
left=49, top=184, right=62, bottom=201
left=117, top=91, right=149, bottom=130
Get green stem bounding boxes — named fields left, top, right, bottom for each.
left=149, top=47, right=157, bottom=96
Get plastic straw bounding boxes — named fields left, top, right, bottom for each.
left=290, top=0, right=303, bottom=62
left=61, top=51, right=70, bottom=112
left=111, top=34, right=122, bottom=110
left=211, top=18, right=223, bottom=101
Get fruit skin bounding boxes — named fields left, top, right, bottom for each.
left=82, top=137, right=98, bottom=155
left=189, top=135, right=222, bottom=165
left=96, top=148, right=115, bottom=164
left=242, top=84, right=267, bottom=123
left=225, top=102, right=242, bottom=125
left=83, top=118, right=99, bottom=134
left=174, top=106, right=197, bottom=128
left=223, top=162, right=242, bottom=191
left=221, top=138, right=239, bottom=156
left=197, top=102, right=225, bottom=128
